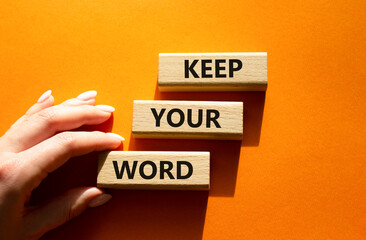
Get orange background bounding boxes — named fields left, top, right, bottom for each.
left=1, top=1, right=366, bottom=239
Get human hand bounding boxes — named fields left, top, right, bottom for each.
left=0, top=90, right=124, bottom=239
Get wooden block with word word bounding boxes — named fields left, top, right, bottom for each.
left=97, top=151, right=210, bottom=190
left=158, top=52, right=267, bottom=91
left=132, top=100, right=243, bottom=140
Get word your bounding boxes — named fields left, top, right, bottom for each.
left=151, top=108, right=221, bottom=128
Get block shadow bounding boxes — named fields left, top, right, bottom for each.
left=127, top=83, right=266, bottom=197
left=129, top=134, right=240, bottom=197
left=153, top=84, right=266, bottom=147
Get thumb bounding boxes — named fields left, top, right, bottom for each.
left=22, top=187, right=112, bottom=239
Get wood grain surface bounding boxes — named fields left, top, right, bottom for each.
left=132, top=100, right=243, bottom=140
left=97, top=151, right=210, bottom=190
left=158, top=52, right=267, bottom=91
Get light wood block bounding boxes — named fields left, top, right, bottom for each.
left=158, top=52, right=267, bottom=91
left=97, top=151, right=210, bottom=190
left=132, top=100, right=243, bottom=140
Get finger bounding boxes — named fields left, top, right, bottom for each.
left=25, top=90, right=55, bottom=116
left=61, top=90, right=98, bottom=107
left=2, top=93, right=54, bottom=149
left=20, top=131, right=123, bottom=189
left=60, top=98, right=95, bottom=107
left=2, top=104, right=115, bottom=152
left=25, top=90, right=97, bottom=116
left=76, top=90, right=97, bottom=101
left=21, top=187, right=111, bottom=239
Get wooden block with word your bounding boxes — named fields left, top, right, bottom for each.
left=132, top=100, right=243, bottom=140
left=97, top=151, right=210, bottom=190
left=158, top=52, right=267, bottom=91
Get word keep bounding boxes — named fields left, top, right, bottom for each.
left=132, top=100, right=243, bottom=140
left=184, top=59, right=242, bottom=78
left=97, top=151, right=210, bottom=190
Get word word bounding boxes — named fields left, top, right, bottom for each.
left=113, top=161, right=193, bottom=180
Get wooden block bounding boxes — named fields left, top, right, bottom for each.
left=97, top=151, right=210, bottom=190
left=158, top=52, right=267, bottom=91
left=132, top=100, right=243, bottom=140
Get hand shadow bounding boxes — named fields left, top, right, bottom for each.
left=30, top=115, right=116, bottom=204
left=34, top=115, right=208, bottom=240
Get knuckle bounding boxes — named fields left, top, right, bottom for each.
left=62, top=98, right=83, bottom=106
left=20, top=114, right=31, bottom=125
left=0, top=162, right=15, bottom=181
left=79, top=104, right=94, bottom=111
left=37, top=108, right=57, bottom=124
left=61, top=99, right=75, bottom=105
left=24, top=110, right=33, bottom=118
left=55, top=132, right=75, bottom=149
left=0, top=153, right=24, bottom=192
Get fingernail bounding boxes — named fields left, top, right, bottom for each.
left=37, top=90, right=52, bottom=103
left=106, top=132, right=125, bottom=141
left=88, top=194, right=112, bottom=208
left=77, top=90, right=97, bottom=101
left=96, top=105, right=115, bottom=112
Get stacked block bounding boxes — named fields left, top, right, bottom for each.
left=97, top=151, right=210, bottom=190
left=97, top=52, right=267, bottom=190
left=158, top=52, right=267, bottom=91
left=132, top=100, right=243, bottom=140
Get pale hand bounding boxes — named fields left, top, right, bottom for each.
left=0, top=90, right=124, bottom=239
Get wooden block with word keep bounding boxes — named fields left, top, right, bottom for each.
left=132, top=100, right=243, bottom=140
left=158, top=52, right=267, bottom=91
left=97, top=151, right=210, bottom=190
